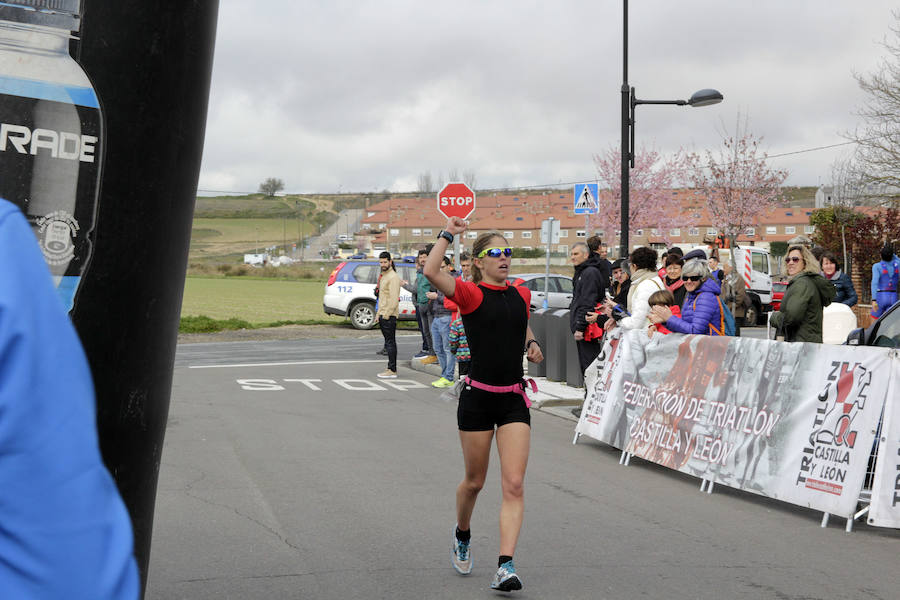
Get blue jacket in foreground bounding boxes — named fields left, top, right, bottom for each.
left=665, top=277, right=722, bottom=335
left=0, top=200, right=139, bottom=599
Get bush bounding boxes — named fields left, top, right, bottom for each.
left=769, top=241, right=788, bottom=257
left=512, top=247, right=546, bottom=259
left=180, top=315, right=253, bottom=333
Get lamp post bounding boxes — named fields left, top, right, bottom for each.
left=619, top=0, right=722, bottom=259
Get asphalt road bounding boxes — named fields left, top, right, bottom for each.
left=146, top=335, right=898, bottom=600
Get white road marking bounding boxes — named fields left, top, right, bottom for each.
left=284, top=378, right=323, bottom=390
left=236, top=378, right=429, bottom=392
left=190, top=360, right=384, bottom=369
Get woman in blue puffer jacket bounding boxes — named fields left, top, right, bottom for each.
left=649, top=251, right=723, bottom=335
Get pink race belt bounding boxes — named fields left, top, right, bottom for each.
left=463, top=376, right=538, bottom=408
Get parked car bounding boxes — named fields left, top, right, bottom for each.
left=507, top=273, right=574, bottom=310
left=323, top=260, right=418, bottom=329
left=846, top=300, right=900, bottom=348
left=349, top=253, right=367, bottom=260
left=771, top=280, right=787, bottom=312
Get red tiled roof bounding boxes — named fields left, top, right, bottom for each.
left=361, top=190, right=818, bottom=233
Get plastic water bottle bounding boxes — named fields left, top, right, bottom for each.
left=0, top=0, right=102, bottom=312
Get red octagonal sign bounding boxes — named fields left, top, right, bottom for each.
left=437, top=182, right=476, bottom=220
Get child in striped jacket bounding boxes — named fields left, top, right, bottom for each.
left=448, top=315, right=471, bottom=377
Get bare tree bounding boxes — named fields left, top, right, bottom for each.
left=416, top=172, right=434, bottom=193
left=446, top=168, right=459, bottom=183
left=827, top=156, right=866, bottom=272
left=462, top=169, right=477, bottom=189
left=850, top=12, right=900, bottom=199
left=258, top=177, right=285, bottom=197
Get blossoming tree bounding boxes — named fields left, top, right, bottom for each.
left=592, top=146, right=685, bottom=250
left=683, top=119, right=788, bottom=273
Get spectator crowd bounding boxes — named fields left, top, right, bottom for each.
left=373, top=233, right=899, bottom=381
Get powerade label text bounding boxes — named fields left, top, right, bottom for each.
left=0, top=90, right=102, bottom=311
left=1, top=123, right=98, bottom=162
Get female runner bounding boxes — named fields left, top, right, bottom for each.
left=424, top=217, right=544, bottom=592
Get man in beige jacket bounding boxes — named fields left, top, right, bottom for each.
left=376, top=251, right=401, bottom=378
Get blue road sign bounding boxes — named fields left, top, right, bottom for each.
left=574, top=183, right=599, bottom=214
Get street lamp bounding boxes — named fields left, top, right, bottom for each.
left=619, top=0, right=722, bottom=259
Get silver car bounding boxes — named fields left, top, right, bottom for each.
left=507, top=273, right=574, bottom=310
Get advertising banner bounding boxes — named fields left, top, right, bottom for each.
left=575, top=330, right=898, bottom=518
left=868, top=367, right=900, bottom=528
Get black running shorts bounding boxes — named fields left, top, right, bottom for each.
left=457, top=384, right=531, bottom=432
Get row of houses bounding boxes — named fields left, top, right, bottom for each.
left=353, top=189, right=821, bottom=257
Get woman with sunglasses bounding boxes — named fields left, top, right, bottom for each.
left=424, top=217, right=543, bottom=593
left=649, top=251, right=723, bottom=335
left=769, top=245, right=835, bottom=342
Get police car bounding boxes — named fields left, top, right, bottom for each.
left=323, top=259, right=419, bottom=329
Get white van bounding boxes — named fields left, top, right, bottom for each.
left=689, top=245, right=773, bottom=325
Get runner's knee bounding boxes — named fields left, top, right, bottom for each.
left=501, top=474, right=524, bottom=499
left=461, top=476, right=485, bottom=495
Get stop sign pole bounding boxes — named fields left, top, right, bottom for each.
left=437, top=182, right=476, bottom=270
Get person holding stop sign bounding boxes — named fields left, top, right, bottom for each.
left=424, top=216, right=543, bottom=593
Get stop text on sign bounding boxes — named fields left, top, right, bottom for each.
left=440, top=196, right=474, bottom=207
left=437, top=182, right=476, bottom=220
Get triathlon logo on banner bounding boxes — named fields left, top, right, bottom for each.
left=795, top=362, right=871, bottom=496
left=576, top=330, right=899, bottom=520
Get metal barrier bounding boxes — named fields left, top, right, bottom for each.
left=545, top=309, right=570, bottom=381
left=565, top=328, right=584, bottom=388
left=527, top=308, right=551, bottom=378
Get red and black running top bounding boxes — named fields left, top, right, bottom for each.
left=449, top=280, right=531, bottom=386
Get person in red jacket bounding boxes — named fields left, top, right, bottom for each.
left=647, top=289, right=681, bottom=336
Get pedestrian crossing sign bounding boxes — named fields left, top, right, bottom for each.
left=574, top=183, right=599, bottom=214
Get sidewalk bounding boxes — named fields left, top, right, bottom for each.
left=408, top=356, right=582, bottom=423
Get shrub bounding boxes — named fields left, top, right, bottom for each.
left=511, top=247, right=546, bottom=259
left=180, top=315, right=253, bottom=333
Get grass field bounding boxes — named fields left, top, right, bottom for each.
left=181, top=276, right=341, bottom=324
left=190, top=217, right=318, bottom=261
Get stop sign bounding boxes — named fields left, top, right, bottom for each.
left=437, top=182, right=476, bottom=220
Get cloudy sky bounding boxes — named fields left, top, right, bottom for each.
left=197, top=1, right=898, bottom=196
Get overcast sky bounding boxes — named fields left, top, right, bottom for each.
left=197, top=1, right=898, bottom=196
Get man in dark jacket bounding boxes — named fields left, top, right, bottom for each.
left=403, top=247, right=437, bottom=361
left=587, top=235, right=612, bottom=282
left=569, top=242, right=609, bottom=373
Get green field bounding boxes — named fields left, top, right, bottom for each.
left=181, top=276, right=342, bottom=324
left=192, top=217, right=313, bottom=243
left=189, top=217, right=319, bottom=261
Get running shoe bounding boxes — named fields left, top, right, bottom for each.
left=376, top=369, right=397, bottom=379
left=431, top=377, right=454, bottom=388
left=413, top=351, right=430, bottom=359
left=421, top=355, right=439, bottom=365
left=450, top=525, right=472, bottom=575
left=490, top=560, right=522, bottom=592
